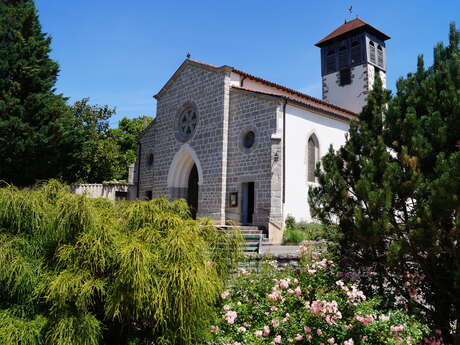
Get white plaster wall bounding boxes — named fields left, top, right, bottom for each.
left=284, top=104, right=349, bottom=222
left=323, top=64, right=368, bottom=114
left=230, top=72, right=241, bottom=86
left=242, top=79, right=278, bottom=94
left=367, top=64, right=387, bottom=90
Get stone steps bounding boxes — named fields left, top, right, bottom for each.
left=215, top=225, right=267, bottom=254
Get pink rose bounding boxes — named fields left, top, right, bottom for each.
left=379, top=314, right=390, bottom=321
left=274, top=335, right=282, bottom=344
left=279, top=279, right=289, bottom=289
left=390, top=324, right=405, bottom=332
left=263, top=326, right=270, bottom=337
left=223, top=310, right=237, bottom=325
left=268, top=293, right=278, bottom=301
left=295, top=286, right=302, bottom=296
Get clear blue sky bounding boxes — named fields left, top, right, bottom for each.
left=35, top=0, right=459, bottom=126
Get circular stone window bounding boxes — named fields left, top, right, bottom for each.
left=243, top=131, right=255, bottom=149
left=176, top=106, right=198, bottom=142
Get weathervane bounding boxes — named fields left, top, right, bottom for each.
left=345, top=5, right=357, bottom=22
left=186, top=52, right=191, bottom=59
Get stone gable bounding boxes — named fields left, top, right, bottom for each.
left=135, top=61, right=231, bottom=222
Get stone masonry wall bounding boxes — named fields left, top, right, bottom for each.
left=225, top=89, right=283, bottom=228
left=134, top=62, right=230, bottom=222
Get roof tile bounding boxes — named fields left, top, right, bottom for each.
left=315, top=18, right=390, bottom=47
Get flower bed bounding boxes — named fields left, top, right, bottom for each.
left=209, top=243, right=430, bottom=345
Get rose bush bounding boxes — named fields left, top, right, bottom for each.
left=210, top=243, right=430, bottom=345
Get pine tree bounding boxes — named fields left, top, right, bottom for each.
left=0, top=0, right=69, bottom=186
left=310, top=24, right=460, bottom=342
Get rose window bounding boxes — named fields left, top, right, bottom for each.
left=177, top=107, right=198, bottom=141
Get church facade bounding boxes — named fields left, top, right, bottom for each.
left=134, top=18, right=389, bottom=243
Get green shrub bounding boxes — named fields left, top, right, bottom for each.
left=284, top=215, right=296, bottom=230
left=283, top=217, right=339, bottom=243
left=0, top=180, right=242, bottom=345
left=282, top=228, right=306, bottom=244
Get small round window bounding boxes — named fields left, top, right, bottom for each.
left=243, top=131, right=255, bottom=149
left=176, top=106, right=198, bottom=142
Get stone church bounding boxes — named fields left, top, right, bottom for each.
left=134, top=18, right=390, bottom=243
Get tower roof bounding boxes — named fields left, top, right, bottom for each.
left=315, top=18, right=390, bottom=47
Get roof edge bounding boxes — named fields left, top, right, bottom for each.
left=315, top=18, right=390, bottom=47
left=152, top=59, right=357, bottom=121
left=232, top=69, right=357, bottom=118
left=153, top=59, right=231, bottom=99
left=231, top=86, right=355, bottom=123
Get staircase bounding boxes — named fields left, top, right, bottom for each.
left=216, top=225, right=268, bottom=254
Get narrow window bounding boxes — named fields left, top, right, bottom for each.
left=340, top=68, right=351, bottom=86
left=351, top=40, right=361, bottom=64
left=326, top=49, right=336, bottom=73
left=377, top=45, right=384, bottom=67
left=369, top=41, right=376, bottom=64
left=243, top=131, right=255, bottom=149
left=307, top=135, right=319, bottom=183
left=147, top=153, right=154, bottom=166
left=373, top=66, right=383, bottom=85
left=338, top=46, right=348, bottom=68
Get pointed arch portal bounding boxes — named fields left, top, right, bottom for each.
left=167, top=144, right=203, bottom=218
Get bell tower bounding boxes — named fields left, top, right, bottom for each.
left=315, top=18, right=390, bottom=114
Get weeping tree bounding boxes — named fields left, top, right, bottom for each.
left=0, top=180, right=241, bottom=345
left=309, top=24, right=460, bottom=342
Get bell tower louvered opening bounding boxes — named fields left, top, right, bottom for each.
left=315, top=18, right=390, bottom=113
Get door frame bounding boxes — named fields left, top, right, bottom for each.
left=241, top=181, right=255, bottom=225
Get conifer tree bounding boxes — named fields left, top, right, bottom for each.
left=310, top=24, right=460, bottom=341
left=0, top=0, right=69, bottom=186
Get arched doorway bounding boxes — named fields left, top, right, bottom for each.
left=187, top=164, right=199, bottom=219
left=167, top=144, right=203, bottom=219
